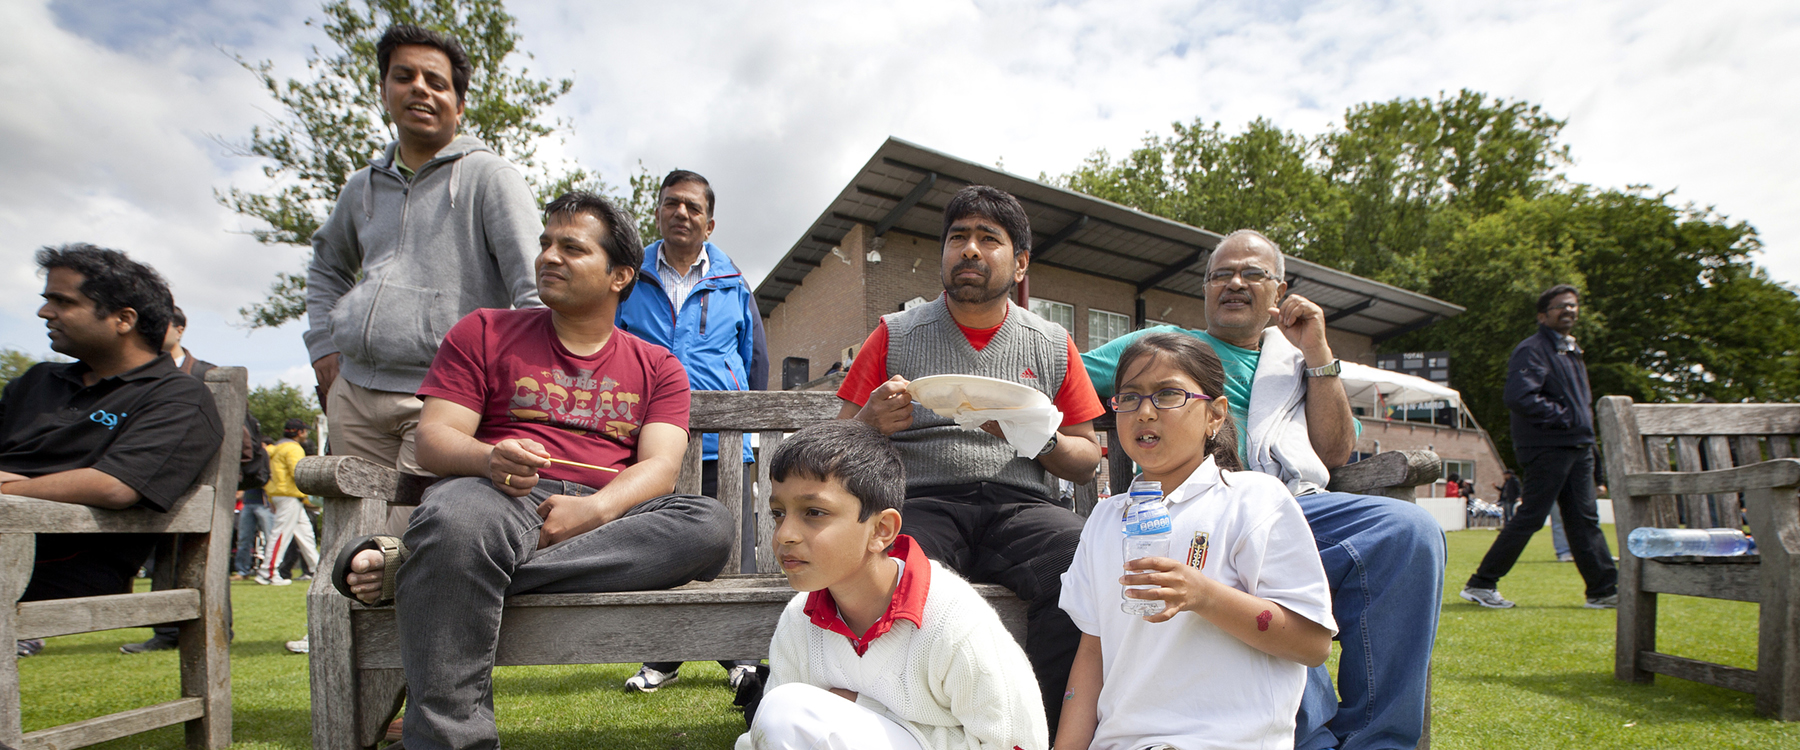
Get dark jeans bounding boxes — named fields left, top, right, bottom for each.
left=1467, top=445, right=1617, bottom=599
left=396, top=477, right=734, bottom=750
left=645, top=459, right=759, bottom=676
left=901, top=482, right=1084, bottom=730
left=233, top=492, right=275, bottom=576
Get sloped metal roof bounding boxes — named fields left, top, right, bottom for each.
left=755, top=137, right=1463, bottom=342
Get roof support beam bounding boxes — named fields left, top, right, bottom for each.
left=874, top=173, right=937, bottom=238
left=1370, top=315, right=1439, bottom=344
left=1032, top=215, right=1088, bottom=261
left=1324, top=298, right=1377, bottom=323
left=1136, top=248, right=1207, bottom=293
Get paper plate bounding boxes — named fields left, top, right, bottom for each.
left=909, top=374, right=1049, bottom=417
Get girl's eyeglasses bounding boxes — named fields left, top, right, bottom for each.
left=1110, top=388, right=1213, bottom=413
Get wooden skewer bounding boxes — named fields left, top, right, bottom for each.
left=546, top=457, right=621, bottom=473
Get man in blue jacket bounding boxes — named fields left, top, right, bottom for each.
left=1461, top=284, right=1618, bottom=609
left=615, top=169, right=768, bottom=693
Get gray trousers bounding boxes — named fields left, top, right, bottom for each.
left=396, top=476, right=734, bottom=750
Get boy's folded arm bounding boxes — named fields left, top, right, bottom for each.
left=940, top=622, right=1052, bottom=750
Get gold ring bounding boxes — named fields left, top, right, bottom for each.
left=503, top=473, right=512, bottom=487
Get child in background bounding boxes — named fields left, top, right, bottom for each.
left=1058, top=333, right=1336, bottom=750
left=739, top=420, right=1046, bottom=750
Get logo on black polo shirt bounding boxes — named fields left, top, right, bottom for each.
left=89, top=409, right=126, bottom=429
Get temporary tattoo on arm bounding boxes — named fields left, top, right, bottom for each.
left=1064, top=689, right=1074, bottom=701
left=1256, top=609, right=1273, bottom=632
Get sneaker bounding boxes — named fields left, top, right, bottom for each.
left=727, top=664, right=757, bottom=690
left=16, top=639, right=44, bottom=657
left=1460, top=586, right=1515, bottom=609
left=1557, top=553, right=1574, bottom=562
left=285, top=639, right=310, bottom=654
left=256, top=573, right=293, bottom=586
left=120, top=635, right=179, bottom=654
left=1585, top=593, right=1619, bottom=609
left=625, top=666, right=678, bottom=693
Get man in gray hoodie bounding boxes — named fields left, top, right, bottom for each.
left=305, top=24, right=542, bottom=508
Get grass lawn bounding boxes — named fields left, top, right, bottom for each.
left=18, top=525, right=1800, bottom=749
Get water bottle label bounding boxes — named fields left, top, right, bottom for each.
left=1126, top=512, right=1170, bottom=536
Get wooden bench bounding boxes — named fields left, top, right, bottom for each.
left=1, top=366, right=246, bottom=750
left=301, top=391, right=1443, bottom=749
left=1596, top=396, right=1800, bottom=720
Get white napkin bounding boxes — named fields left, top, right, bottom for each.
left=952, top=405, right=1064, bottom=458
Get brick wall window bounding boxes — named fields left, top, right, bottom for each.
left=1088, top=308, right=1131, bottom=350
left=1030, top=298, right=1075, bottom=334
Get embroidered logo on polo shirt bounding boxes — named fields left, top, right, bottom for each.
left=1020, top=367, right=1038, bottom=380
left=89, top=410, right=126, bottom=429
left=1186, top=531, right=1210, bottom=570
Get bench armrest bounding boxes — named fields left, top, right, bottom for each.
left=1327, top=450, right=1441, bottom=496
left=1622, top=458, right=1800, bottom=498
left=0, top=486, right=216, bottom=534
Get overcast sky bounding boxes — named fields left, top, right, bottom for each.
left=3, top=0, right=1795, bottom=391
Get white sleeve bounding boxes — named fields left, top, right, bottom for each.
left=1059, top=497, right=1115, bottom=635
left=1236, top=494, right=1338, bottom=635
left=935, top=615, right=1051, bottom=750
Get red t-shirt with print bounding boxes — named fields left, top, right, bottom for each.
left=418, top=308, right=690, bottom=489
left=836, top=312, right=1105, bottom=427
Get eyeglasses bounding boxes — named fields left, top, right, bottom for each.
left=1205, top=266, right=1274, bottom=285
left=1110, top=388, right=1213, bottom=413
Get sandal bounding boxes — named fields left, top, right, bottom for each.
left=331, top=534, right=410, bottom=606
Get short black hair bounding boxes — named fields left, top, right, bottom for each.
left=769, top=420, right=904, bottom=521
left=377, top=24, right=474, bottom=103
left=942, top=185, right=1032, bottom=256
left=660, top=169, right=715, bottom=217
left=171, top=306, right=187, bottom=328
left=283, top=418, right=308, bottom=437
left=1537, top=284, right=1580, bottom=313
left=544, top=191, right=644, bottom=300
left=36, top=243, right=174, bottom=351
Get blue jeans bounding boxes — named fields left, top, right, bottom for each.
left=1550, top=501, right=1571, bottom=557
left=396, top=477, right=735, bottom=750
left=233, top=493, right=276, bottom=576
left=1293, top=492, right=1447, bottom=750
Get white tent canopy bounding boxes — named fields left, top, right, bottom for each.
left=1341, top=361, right=1462, bottom=410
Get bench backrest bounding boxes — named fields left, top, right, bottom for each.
left=683, top=391, right=842, bottom=574
left=1597, top=396, right=1800, bottom=530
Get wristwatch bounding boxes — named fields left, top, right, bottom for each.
left=1304, top=359, right=1342, bottom=378
left=1037, top=432, right=1060, bottom=457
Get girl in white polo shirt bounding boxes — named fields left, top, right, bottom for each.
left=1058, top=332, right=1337, bottom=750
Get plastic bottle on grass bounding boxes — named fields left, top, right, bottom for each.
left=1122, top=480, right=1171, bottom=616
left=1626, top=527, right=1754, bottom=558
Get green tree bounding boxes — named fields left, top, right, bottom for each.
left=221, top=0, right=598, bottom=329
left=1, top=349, right=41, bottom=390
left=247, top=381, right=324, bottom=438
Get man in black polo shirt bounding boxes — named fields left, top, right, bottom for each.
left=1, top=244, right=223, bottom=655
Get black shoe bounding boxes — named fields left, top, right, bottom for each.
left=735, top=664, right=770, bottom=728
left=120, top=635, right=179, bottom=654
left=16, top=639, right=44, bottom=657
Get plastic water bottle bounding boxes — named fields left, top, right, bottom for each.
left=1122, top=480, right=1172, bottom=616
left=1626, top=528, right=1754, bottom=558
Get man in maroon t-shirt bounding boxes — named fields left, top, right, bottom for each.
left=337, top=191, right=734, bottom=750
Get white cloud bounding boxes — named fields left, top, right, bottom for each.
left=4, top=0, right=1796, bottom=390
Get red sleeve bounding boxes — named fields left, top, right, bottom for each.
left=1055, top=334, right=1106, bottom=426
left=417, top=311, right=490, bottom=414
left=834, top=321, right=891, bottom=406
left=641, top=347, right=692, bottom=431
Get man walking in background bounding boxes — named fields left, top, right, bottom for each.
left=1461, top=284, right=1617, bottom=609
left=614, top=169, right=768, bottom=694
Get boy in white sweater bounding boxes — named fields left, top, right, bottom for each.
left=738, top=420, right=1047, bottom=750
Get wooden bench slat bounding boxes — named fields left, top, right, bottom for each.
left=1638, top=652, right=1759, bottom=694
left=1641, top=436, right=1681, bottom=527
left=1633, top=403, right=1800, bottom=436
left=755, top=430, right=784, bottom=574
left=17, top=589, right=201, bottom=640
left=1639, top=558, right=1763, bottom=602
left=689, top=391, right=842, bottom=431
left=720, top=430, right=746, bottom=573
left=1704, top=436, right=1743, bottom=527
left=0, top=487, right=215, bottom=535
left=19, top=698, right=205, bottom=750
left=1622, top=460, right=1800, bottom=497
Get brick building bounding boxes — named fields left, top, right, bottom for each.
left=755, top=137, right=1503, bottom=507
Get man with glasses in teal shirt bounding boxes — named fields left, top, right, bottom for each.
left=1083, top=230, right=1445, bottom=750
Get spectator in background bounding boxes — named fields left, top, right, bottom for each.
left=304, top=24, right=542, bottom=541
left=1460, top=285, right=1617, bottom=609
left=5, top=245, right=223, bottom=657
left=1495, top=468, right=1521, bottom=526
left=1445, top=472, right=1462, bottom=498
left=614, top=169, right=768, bottom=694
left=260, top=421, right=317, bottom=587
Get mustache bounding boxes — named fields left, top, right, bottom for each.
left=950, top=259, right=989, bottom=278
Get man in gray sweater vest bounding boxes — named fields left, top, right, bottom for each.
left=837, top=186, right=1106, bottom=729
left=304, top=24, right=542, bottom=513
